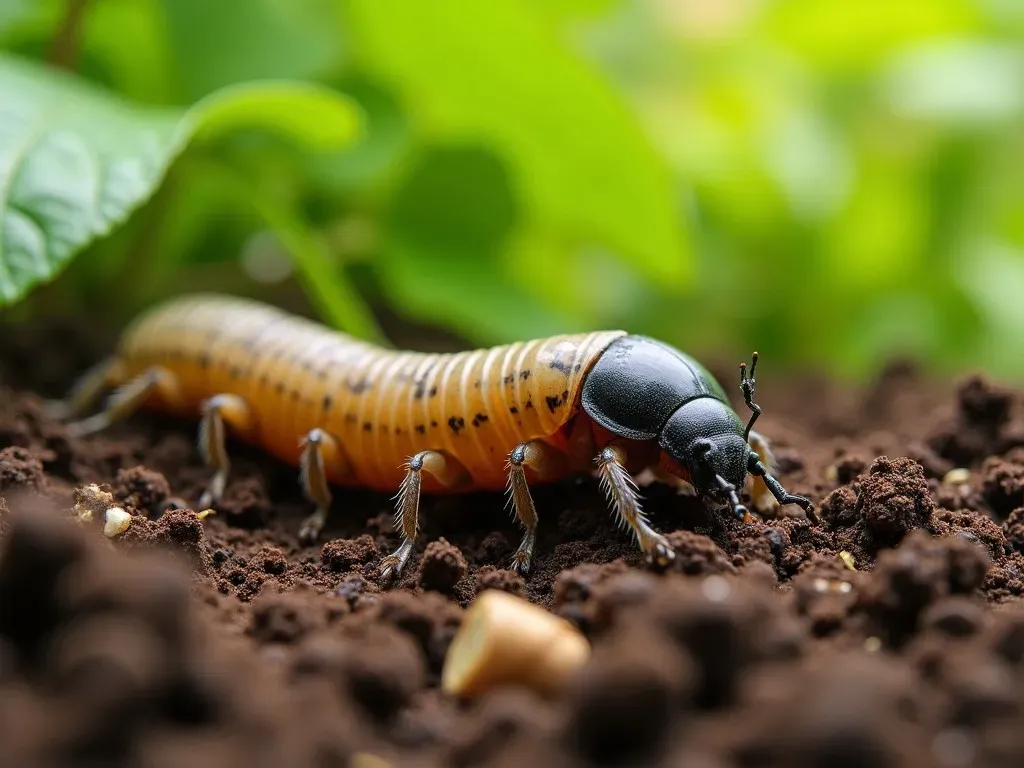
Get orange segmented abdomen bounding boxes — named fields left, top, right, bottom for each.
left=115, top=294, right=626, bottom=493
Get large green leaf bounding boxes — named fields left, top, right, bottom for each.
left=346, top=0, right=691, bottom=286
left=158, top=0, right=346, bottom=101
left=0, top=53, right=362, bottom=307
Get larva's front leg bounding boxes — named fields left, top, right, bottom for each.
left=297, top=428, right=350, bottom=544
left=65, top=366, right=181, bottom=437
left=595, top=445, right=675, bottom=567
left=506, top=440, right=568, bottom=574
left=380, top=450, right=469, bottom=586
left=197, top=394, right=257, bottom=509
left=45, top=357, right=125, bottom=420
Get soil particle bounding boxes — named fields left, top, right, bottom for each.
left=118, top=508, right=211, bottom=573
left=112, top=464, right=170, bottom=513
left=858, top=530, right=991, bottom=649
left=858, top=456, right=935, bottom=542
left=292, top=624, right=426, bottom=725
left=1004, top=507, right=1024, bottom=552
left=981, top=452, right=1024, bottom=518
left=0, top=445, right=45, bottom=491
left=322, top=534, right=379, bottom=572
left=664, top=529, right=737, bottom=575
left=563, top=623, right=693, bottom=766
left=352, top=590, right=464, bottom=684
left=932, top=507, right=1008, bottom=561
left=474, top=566, right=526, bottom=598
left=919, top=596, right=987, bottom=639
left=928, top=374, right=1015, bottom=465
left=832, top=452, right=868, bottom=486
left=444, top=689, right=557, bottom=768
left=213, top=475, right=272, bottom=527
left=248, top=585, right=323, bottom=644
left=417, top=537, right=469, bottom=595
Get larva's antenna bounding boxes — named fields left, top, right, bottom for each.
left=740, top=351, right=760, bottom=443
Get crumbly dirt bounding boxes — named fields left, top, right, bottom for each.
left=4, top=320, right=1024, bottom=767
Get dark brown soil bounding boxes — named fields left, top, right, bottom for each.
left=5, top=320, right=1024, bottom=766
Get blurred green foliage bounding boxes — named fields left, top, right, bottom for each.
left=2, top=0, right=1024, bottom=382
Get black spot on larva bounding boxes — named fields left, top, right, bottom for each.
left=363, top=422, right=372, bottom=432
left=520, top=369, right=532, bottom=380
left=347, top=377, right=372, bottom=394
left=545, top=390, right=569, bottom=413
left=448, top=416, right=465, bottom=435
left=473, top=380, right=481, bottom=389
left=428, top=386, right=438, bottom=397
left=548, top=359, right=572, bottom=375
left=503, top=374, right=515, bottom=385
left=322, top=394, right=333, bottom=412
left=574, top=363, right=582, bottom=372
left=509, top=406, right=519, bottom=415
left=275, top=382, right=285, bottom=394
left=395, top=426, right=402, bottom=435
left=413, top=381, right=427, bottom=399
left=472, top=413, right=489, bottom=428
left=198, top=352, right=211, bottom=369
left=415, top=424, right=426, bottom=435
left=525, top=400, right=534, bottom=410
left=431, top=420, right=438, bottom=428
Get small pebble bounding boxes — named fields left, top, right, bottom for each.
left=943, top=468, right=971, bottom=486
left=701, top=575, right=731, bottom=602
left=103, top=507, right=132, bottom=538
left=839, top=551, right=856, bottom=571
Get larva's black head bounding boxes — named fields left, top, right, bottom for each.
left=658, top=398, right=753, bottom=515
left=582, top=336, right=816, bottom=521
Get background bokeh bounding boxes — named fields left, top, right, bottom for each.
left=3, top=0, right=1024, bottom=382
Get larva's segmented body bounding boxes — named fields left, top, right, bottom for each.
left=57, top=293, right=815, bottom=584
left=116, top=294, right=623, bottom=492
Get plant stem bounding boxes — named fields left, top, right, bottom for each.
left=48, top=0, right=91, bottom=70
left=200, top=159, right=391, bottom=347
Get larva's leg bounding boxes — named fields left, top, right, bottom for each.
left=197, top=394, right=255, bottom=509
left=595, top=445, right=675, bottom=567
left=297, top=428, right=350, bottom=544
left=636, top=464, right=698, bottom=497
left=66, top=366, right=180, bottom=438
left=747, top=429, right=779, bottom=515
left=506, top=440, right=567, bottom=574
left=45, top=357, right=126, bottom=420
left=380, top=450, right=467, bottom=586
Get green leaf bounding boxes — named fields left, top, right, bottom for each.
left=380, top=142, right=587, bottom=343
left=346, top=0, right=690, bottom=286
left=189, top=81, right=362, bottom=150
left=158, top=0, right=346, bottom=101
left=0, top=53, right=363, bottom=307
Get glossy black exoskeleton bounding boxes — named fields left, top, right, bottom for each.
left=581, top=335, right=816, bottom=522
